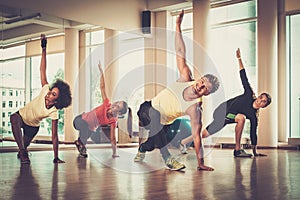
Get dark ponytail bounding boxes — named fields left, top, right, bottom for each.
left=127, top=107, right=133, bottom=138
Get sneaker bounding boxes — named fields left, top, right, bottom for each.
left=75, top=140, right=88, bottom=158
left=165, top=157, right=186, bottom=171
left=234, top=149, right=252, bottom=157
left=179, top=141, right=188, bottom=154
left=17, top=150, right=31, bottom=159
left=18, top=149, right=30, bottom=164
left=134, top=151, right=145, bottom=162
left=17, top=151, right=21, bottom=159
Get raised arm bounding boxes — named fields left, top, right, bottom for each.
left=176, top=10, right=193, bottom=82
left=236, top=48, right=252, bottom=93
left=98, top=61, right=108, bottom=101
left=236, top=48, right=245, bottom=70
left=40, top=34, right=48, bottom=87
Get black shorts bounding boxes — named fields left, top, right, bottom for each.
left=16, top=111, right=40, bottom=138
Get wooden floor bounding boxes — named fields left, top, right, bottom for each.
left=1, top=146, right=300, bottom=200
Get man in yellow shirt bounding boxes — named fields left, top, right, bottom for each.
left=134, top=10, right=219, bottom=171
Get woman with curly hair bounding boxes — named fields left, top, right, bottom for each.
left=10, top=34, right=72, bottom=164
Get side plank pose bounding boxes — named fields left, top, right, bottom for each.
left=73, top=62, right=131, bottom=158
left=134, top=10, right=219, bottom=171
left=10, top=34, right=72, bottom=164
left=202, top=48, right=271, bottom=157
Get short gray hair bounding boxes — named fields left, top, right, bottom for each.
left=203, top=74, right=220, bottom=94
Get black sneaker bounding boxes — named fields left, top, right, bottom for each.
left=75, top=139, right=88, bottom=158
left=234, top=149, right=252, bottom=157
left=17, top=150, right=31, bottom=159
left=18, top=149, right=30, bottom=164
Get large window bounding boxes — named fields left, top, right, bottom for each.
left=83, top=30, right=145, bottom=133
left=209, top=0, right=257, bottom=138
left=1, top=36, right=66, bottom=145
left=168, top=1, right=257, bottom=139
left=118, top=31, right=144, bottom=132
left=85, top=29, right=105, bottom=109
left=0, top=45, right=26, bottom=141
left=286, top=14, right=300, bottom=138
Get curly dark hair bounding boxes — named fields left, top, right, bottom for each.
left=50, top=79, right=72, bottom=109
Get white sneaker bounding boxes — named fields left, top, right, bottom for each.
left=179, top=141, right=188, bottom=154
left=134, top=151, right=145, bottom=162
left=165, top=157, right=186, bottom=171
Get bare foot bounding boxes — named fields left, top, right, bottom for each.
left=53, top=157, right=65, bottom=164
left=197, top=164, right=214, bottom=171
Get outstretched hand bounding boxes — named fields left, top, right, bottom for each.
left=236, top=48, right=241, bottom=59
left=41, top=34, right=47, bottom=49
left=176, top=10, right=184, bottom=25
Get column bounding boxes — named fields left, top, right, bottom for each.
left=277, top=0, right=287, bottom=142
left=193, top=0, right=212, bottom=127
left=257, top=0, right=278, bottom=147
left=144, top=11, right=170, bottom=100
left=78, top=31, right=88, bottom=114
left=193, top=0, right=210, bottom=79
left=64, top=28, right=79, bottom=143
left=144, top=11, right=157, bottom=100
left=104, top=28, right=120, bottom=142
left=104, top=29, right=118, bottom=99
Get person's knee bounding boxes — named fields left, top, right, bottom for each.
left=202, top=129, right=210, bottom=138
left=10, top=113, right=20, bottom=124
left=140, top=141, right=155, bottom=152
left=235, top=114, right=246, bottom=124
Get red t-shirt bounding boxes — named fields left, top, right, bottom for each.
left=82, top=99, right=117, bottom=131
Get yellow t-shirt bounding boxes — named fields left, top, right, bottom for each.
left=152, top=81, right=202, bottom=125
left=19, top=84, right=58, bottom=127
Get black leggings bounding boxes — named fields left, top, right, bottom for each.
left=10, top=111, right=40, bottom=138
left=137, top=101, right=171, bottom=161
left=73, top=114, right=96, bottom=145
left=205, top=102, right=236, bottom=135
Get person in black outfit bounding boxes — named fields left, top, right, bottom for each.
left=201, top=48, right=271, bottom=157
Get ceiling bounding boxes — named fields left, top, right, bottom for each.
left=0, top=4, right=93, bottom=45
left=0, top=0, right=227, bottom=46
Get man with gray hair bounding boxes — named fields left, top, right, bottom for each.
left=134, top=10, right=220, bottom=171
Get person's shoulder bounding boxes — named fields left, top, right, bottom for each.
left=177, top=75, right=194, bottom=82
left=103, top=98, right=110, bottom=103
left=39, top=84, right=50, bottom=94
left=42, top=84, right=50, bottom=89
